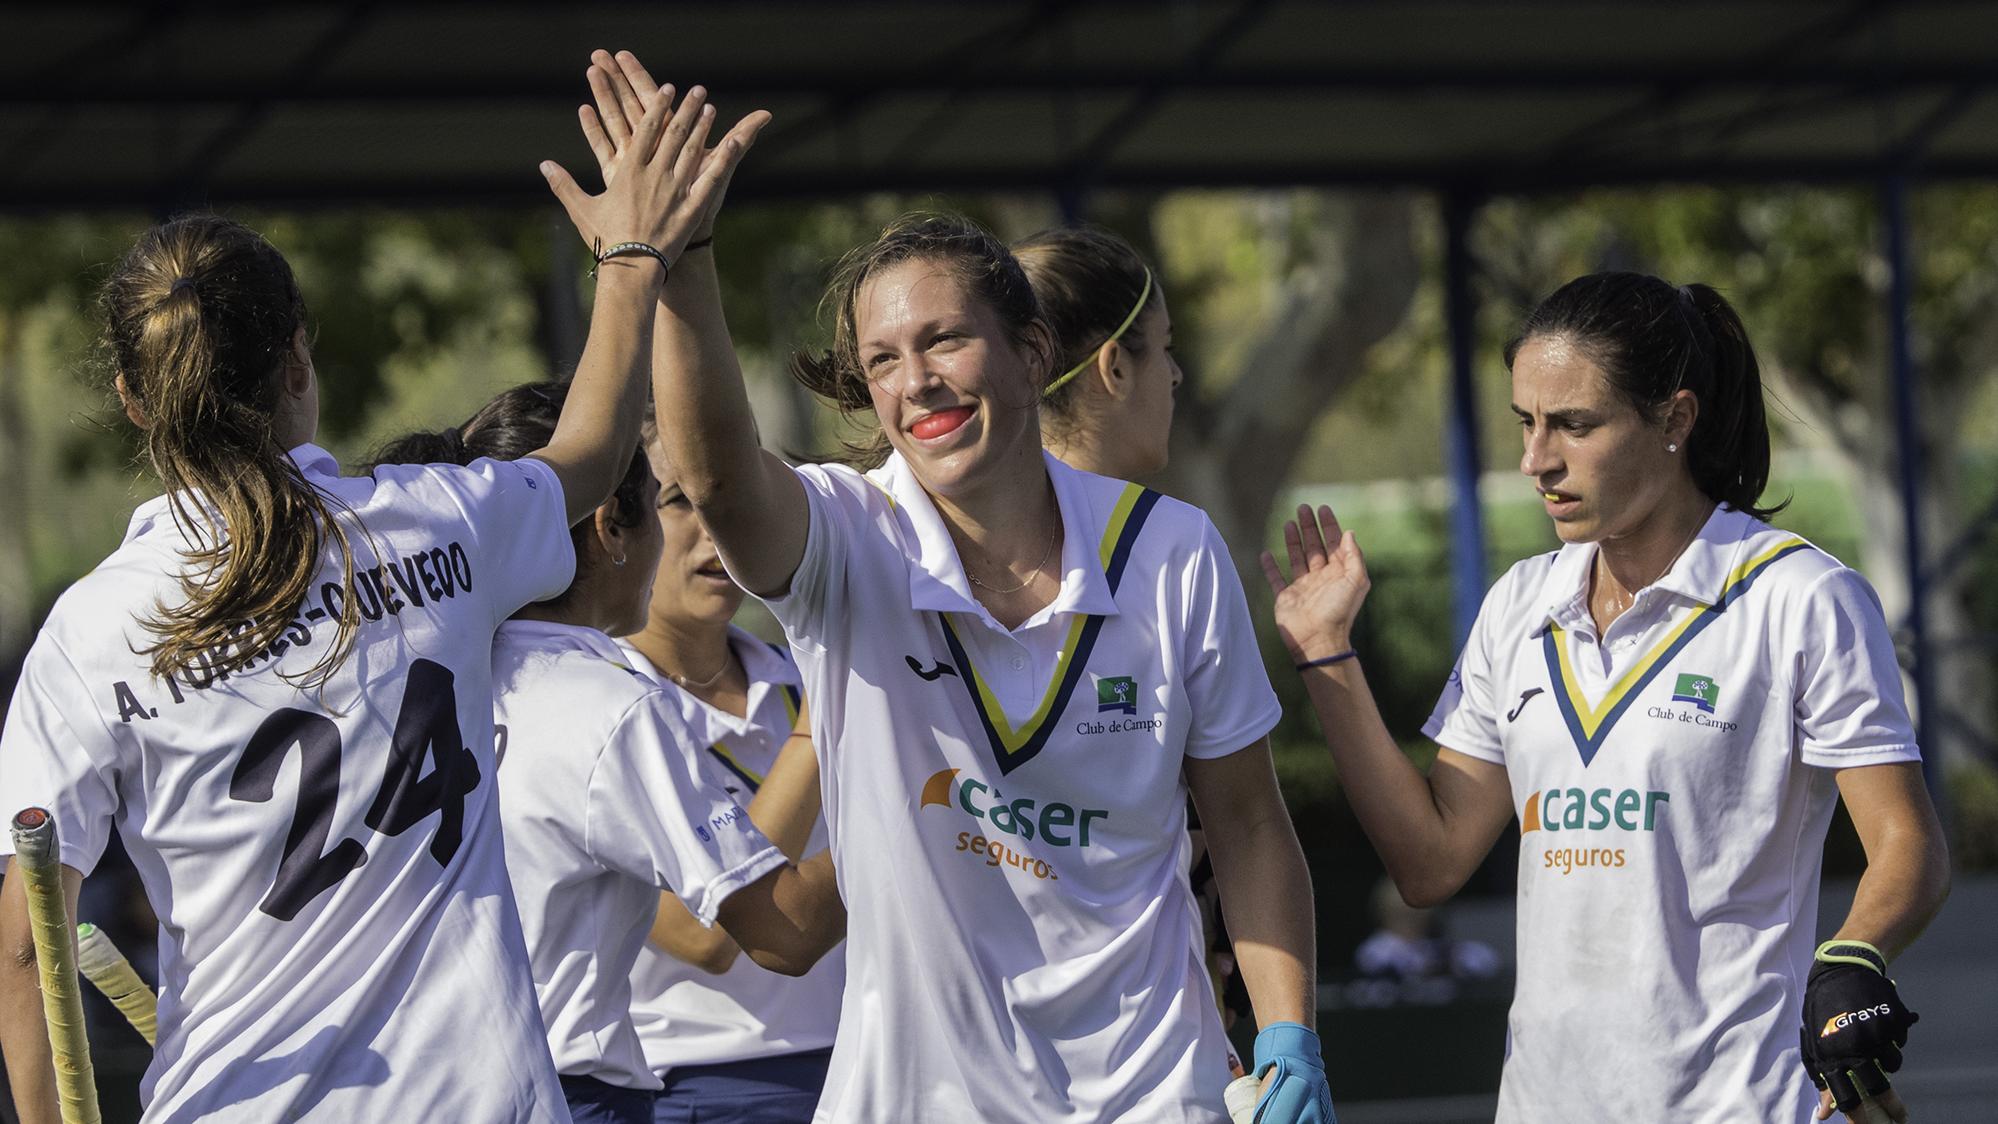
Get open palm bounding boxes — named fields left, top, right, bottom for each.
left=1259, top=504, right=1372, bottom=663
left=578, top=49, right=769, bottom=242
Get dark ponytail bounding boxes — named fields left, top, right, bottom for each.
left=104, top=214, right=361, bottom=687
left=1505, top=271, right=1785, bottom=519
left=368, top=381, right=650, bottom=602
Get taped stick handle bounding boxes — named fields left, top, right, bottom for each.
left=75, top=924, right=157, bottom=1046
left=1224, top=1073, right=1260, bottom=1123
left=10, top=807, right=103, bottom=1124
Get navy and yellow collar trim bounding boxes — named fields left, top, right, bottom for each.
left=1544, top=536, right=1810, bottom=765
left=878, top=451, right=1123, bottom=620
left=936, top=483, right=1160, bottom=776
left=705, top=644, right=801, bottom=793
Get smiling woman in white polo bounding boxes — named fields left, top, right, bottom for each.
left=1263, top=272, right=1950, bottom=1124
left=642, top=194, right=1331, bottom=1122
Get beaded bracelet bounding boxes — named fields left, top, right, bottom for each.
left=589, top=238, right=671, bottom=279
left=1295, top=649, right=1358, bottom=672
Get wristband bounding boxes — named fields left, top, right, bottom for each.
left=1295, top=650, right=1357, bottom=672
left=1814, top=939, right=1887, bottom=975
left=589, top=239, right=671, bottom=279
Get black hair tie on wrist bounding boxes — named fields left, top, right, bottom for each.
left=1295, top=649, right=1358, bottom=672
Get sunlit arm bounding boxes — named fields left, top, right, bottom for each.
left=714, top=852, right=844, bottom=977
left=652, top=710, right=824, bottom=975
left=742, top=708, right=820, bottom=861
left=1186, top=741, right=1315, bottom=1029
left=1296, top=659, right=1515, bottom=908
left=652, top=246, right=809, bottom=598
left=1829, top=762, right=1950, bottom=959
left=650, top=894, right=738, bottom=975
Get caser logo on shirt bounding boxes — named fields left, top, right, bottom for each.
left=1520, top=785, right=1671, bottom=876
left=920, top=767, right=1110, bottom=883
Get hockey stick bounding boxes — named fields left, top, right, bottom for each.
left=75, top=923, right=156, bottom=1046
left=9, top=807, right=102, bottom=1124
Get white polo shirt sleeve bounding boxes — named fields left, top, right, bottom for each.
left=1181, top=516, right=1284, bottom=759
left=374, top=455, right=575, bottom=625
left=751, top=463, right=860, bottom=656
left=584, top=693, right=788, bottom=925
left=1790, top=566, right=1922, bottom=769
left=1421, top=567, right=1513, bottom=766
left=0, top=635, right=121, bottom=873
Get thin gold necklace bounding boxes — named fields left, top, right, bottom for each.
left=966, top=511, right=1060, bottom=595
left=1594, top=504, right=1712, bottom=619
left=666, top=645, right=734, bottom=691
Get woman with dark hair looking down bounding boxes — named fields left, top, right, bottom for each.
left=1262, top=272, right=1949, bottom=1124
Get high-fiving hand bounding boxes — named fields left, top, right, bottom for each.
left=576, top=49, right=771, bottom=247
left=1259, top=504, right=1372, bottom=665
left=540, top=52, right=770, bottom=267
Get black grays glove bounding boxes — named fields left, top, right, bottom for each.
left=1799, top=940, right=1918, bottom=1114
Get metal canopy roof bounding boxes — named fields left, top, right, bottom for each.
left=5, top=1, right=1998, bottom=212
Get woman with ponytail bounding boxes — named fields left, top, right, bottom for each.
left=1016, top=227, right=1256, bottom=1049
left=1263, top=272, right=1950, bottom=1123
left=0, top=78, right=761, bottom=1123
left=1016, top=225, right=1182, bottom=481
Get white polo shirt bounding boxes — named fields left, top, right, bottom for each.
left=0, top=444, right=575, bottom=1122
left=747, top=451, right=1281, bottom=1124
left=617, top=629, right=845, bottom=1075
left=491, top=620, right=789, bottom=1091
left=1424, top=505, right=1920, bottom=1123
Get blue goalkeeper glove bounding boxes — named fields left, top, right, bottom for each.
left=1252, top=1022, right=1337, bottom=1124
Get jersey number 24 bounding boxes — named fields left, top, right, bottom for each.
left=228, top=658, right=482, bottom=921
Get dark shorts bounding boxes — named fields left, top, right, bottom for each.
left=652, top=1048, right=832, bottom=1124
left=563, top=1074, right=657, bottom=1124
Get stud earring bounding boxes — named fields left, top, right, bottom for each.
left=612, top=555, right=627, bottom=567
left=1666, top=443, right=1678, bottom=453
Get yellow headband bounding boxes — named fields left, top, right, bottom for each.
left=1041, top=267, right=1154, bottom=398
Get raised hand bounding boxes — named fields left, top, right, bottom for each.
left=1259, top=504, right=1371, bottom=664
left=579, top=49, right=770, bottom=243
left=540, top=61, right=764, bottom=267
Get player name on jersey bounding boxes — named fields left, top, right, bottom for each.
left=106, top=538, right=479, bottom=722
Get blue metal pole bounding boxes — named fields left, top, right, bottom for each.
left=1882, top=174, right=1941, bottom=798
left=1443, top=189, right=1489, bottom=647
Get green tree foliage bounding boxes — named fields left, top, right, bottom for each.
left=0, top=211, right=554, bottom=664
